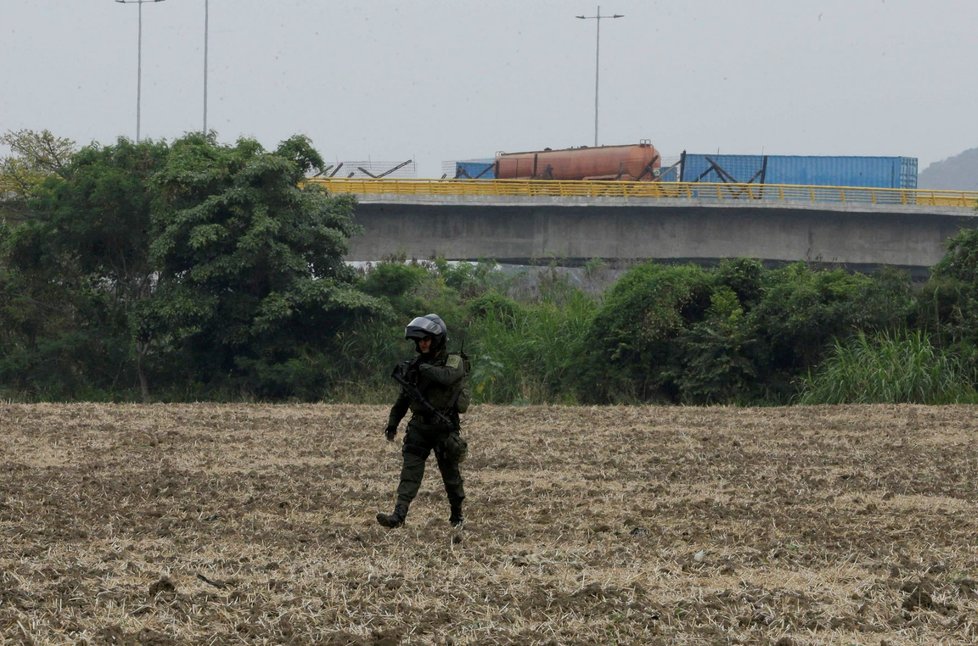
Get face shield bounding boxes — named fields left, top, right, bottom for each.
left=404, top=316, right=444, bottom=340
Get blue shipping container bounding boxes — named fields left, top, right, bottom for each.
left=680, top=154, right=917, bottom=189
left=455, top=160, right=495, bottom=179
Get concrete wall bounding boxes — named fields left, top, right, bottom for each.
left=345, top=195, right=978, bottom=272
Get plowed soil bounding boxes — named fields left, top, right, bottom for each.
left=1, top=403, right=977, bottom=644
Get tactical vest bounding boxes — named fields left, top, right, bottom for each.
left=410, top=352, right=471, bottom=416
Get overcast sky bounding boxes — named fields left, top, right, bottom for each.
left=2, top=0, right=975, bottom=177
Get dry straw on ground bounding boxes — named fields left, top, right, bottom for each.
left=1, top=403, right=976, bottom=644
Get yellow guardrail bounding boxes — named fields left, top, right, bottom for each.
left=309, top=178, right=978, bottom=209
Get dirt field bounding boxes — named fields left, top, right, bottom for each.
left=1, top=403, right=977, bottom=644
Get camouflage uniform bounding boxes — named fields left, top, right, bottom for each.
left=387, top=350, right=466, bottom=513
left=378, top=313, right=467, bottom=528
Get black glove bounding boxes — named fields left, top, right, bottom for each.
left=404, top=362, right=420, bottom=384
left=385, top=425, right=397, bottom=441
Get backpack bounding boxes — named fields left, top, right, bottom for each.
left=451, top=349, right=472, bottom=414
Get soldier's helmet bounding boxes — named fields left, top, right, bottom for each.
left=405, top=314, right=448, bottom=350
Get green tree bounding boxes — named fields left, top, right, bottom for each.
left=666, top=259, right=766, bottom=404
left=0, top=138, right=166, bottom=399
left=576, top=262, right=714, bottom=403
left=749, top=263, right=913, bottom=400
left=144, top=133, right=387, bottom=399
left=1, top=129, right=76, bottom=222
left=714, top=258, right=765, bottom=309
left=675, top=286, right=759, bottom=404
left=358, top=260, right=431, bottom=316
left=917, top=227, right=978, bottom=377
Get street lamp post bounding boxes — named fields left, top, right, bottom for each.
left=203, top=0, right=209, bottom=133
left=576, top=6, right=624, bottom=147
left=115, top=0, right=167, bottom=142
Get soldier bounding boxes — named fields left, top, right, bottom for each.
left=377, top=314, right=468, bottom=529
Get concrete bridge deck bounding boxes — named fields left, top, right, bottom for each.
left=344, top=193, right=978, bottom=275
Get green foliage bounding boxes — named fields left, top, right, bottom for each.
left=578, top=262, right=714, bottom=403
left=0, top=138, right=167, bottom=400
left=0, top=129, right=74, bottom=177
left=917, top=229, right=978, bottom=373
left=358, top=261, right=430, bottom=315
left=4, top=130, right=978, bottom=404
left=747, top=263, right=913, bottom=401
left=0, top=129, right=76, bottom=222
left=799, top=330, right=976, bottom=404
left=433, top=258, right=505, bottom=299
left=467, top=289, right=596, bottom=404
left=325, top=321, right=405, bottom=403
left=753, top=264, right=860, bottom=370
left=714, top=258, right=765, bottom=309
left=144, top=133, right=387, bottom=399
left=273, top=134, right=327, bottom=181
left=466, top=291, right=522, bottom=323
left=668, top=259, right=766, bottom=404
left=932, top=227, right=978, bottom=285
left=675, top=287, right=759, bottom=404
left=345, top=260, right=478, bottom=403
left=857, top=266, right=917, bottom=331
left=916, top=274, right=978, bottom=380
left=36, top=138, right=166, bottom=287
left=349, top=260, right=599, bottom=405
left=0, top=132, right=383, bottom=401
left=547, top=259, right=921, bottom=405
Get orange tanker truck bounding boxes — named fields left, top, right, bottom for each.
left=494, top=140, right=661, bottom=181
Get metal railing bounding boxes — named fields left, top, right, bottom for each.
left=308, top=178, right=978, bottom=209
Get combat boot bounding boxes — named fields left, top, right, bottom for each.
left=449, top=501, right=464, bottom=528
left=376, top=504, right=408, bottom=528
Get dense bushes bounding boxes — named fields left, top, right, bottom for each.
left=576, top=262, right=713, bottom=403
left=3, top=130, right=978, bottom=404
left=563, top=259, right=925, bottom=404
left=344, top=251, right=977, bottom=406
left=916, top=228, right=978, bottom=380
left=343, top=262, right=598, bottom=405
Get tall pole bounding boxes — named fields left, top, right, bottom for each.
left=576, top=6, right=624, bottom=147
left=594, top=10, right=600, bottom=147
left=203, top=0, right=209, bottom=133
left=116, top=0, right=167, bottom=142
left=137, top=0, right=142, bottom=141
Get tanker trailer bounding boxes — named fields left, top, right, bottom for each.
left=494, top=141, right=661, bottom=181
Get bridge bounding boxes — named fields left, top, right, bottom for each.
left=312, top=178, right=978, bottom=274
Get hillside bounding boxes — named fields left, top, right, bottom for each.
left=918, top=147, right=978, bottom=190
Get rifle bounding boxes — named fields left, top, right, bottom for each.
left=391, top=360, right=456, bottom=428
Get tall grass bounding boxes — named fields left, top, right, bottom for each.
left=799, top=329, right=977, bottom=404
left=326, top=319, right=404, bottom=403
left=468, top=289, right=597, bottom=404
